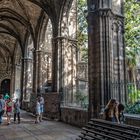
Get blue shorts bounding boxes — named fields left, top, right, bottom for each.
left=40, top=105, right=44, bottom=113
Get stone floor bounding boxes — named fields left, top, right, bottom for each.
left=0, top=111, right=80, bottom=140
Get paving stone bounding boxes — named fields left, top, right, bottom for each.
left=0, top=110, right=80, bottom=140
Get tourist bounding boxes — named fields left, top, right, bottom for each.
left=104, top=99, right=119, bottom=123
left=0, top=94, right=5, bottom=124
left=35, top=97, right=41, bottom=123
left=4, top=93, right=10, bottom=101
left=118, top=103, right=125, bottom=124
left=5, top=97, right=13, bottom=125
left=39, top=94, right=44, bottom=122
left=13, top=98, right=21, bottom=124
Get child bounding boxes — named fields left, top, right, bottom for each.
left=13, top=98, right=20, bottom=124
left=39, top=95, right=44, bottom=122
left=6, top=97, right=12, bottom=125
left=35, top=97, right=41, bottom=123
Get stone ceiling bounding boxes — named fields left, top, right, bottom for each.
left=0, top=0, right=71, bottom=66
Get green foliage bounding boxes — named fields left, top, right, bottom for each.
left=126, top=83, right=140, bottom=114
left=127, top=84, right=140, bottom=103
left=77, top=0, right=88, bottom=62
left=128, top=89, right=140, bottom=103
left=125, top=0, right=140, bottom=68
left=75, top=91, right=88, bottom=108
left=125, top=101, right=140, bottom=114
left=77, top=0, right=140, bottom=66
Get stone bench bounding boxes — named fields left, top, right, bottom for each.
left=77, top=118, right=140, bottom=140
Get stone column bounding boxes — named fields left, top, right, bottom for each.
left=53, top=37, right=63, bottom=93
left=32, top=50, right=38, bottom=95
left=87, top=0, right=125, bottom=119
left=51, top=39, right=58, bottom=92
left=20, top=58, right=24, bottom=107
left=10, top=64, right=15, bottom=97
left=36, top=50, right=43, bottom=92
left=23, top=58, right=33, bottom=101
left=32, top=50, right=43, bottom=94
left=53, top=37, right=77, bottom=105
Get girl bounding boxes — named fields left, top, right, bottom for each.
left=35, top=97, right=41, bottom=123
left=6, top=97, right=12, bottom=125
left=104, top=99, right=119, bottom=123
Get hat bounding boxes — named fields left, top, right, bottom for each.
left=4, top=94, right=10, bottom=99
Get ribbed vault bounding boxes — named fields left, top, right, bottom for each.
left=0, top=0, right=72, bottom=56
left=0, top=0, right=73, bottom=94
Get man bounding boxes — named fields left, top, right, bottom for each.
left=13, top=98, right=21, bottom=124
left=0, top=94, right=5, bottom=124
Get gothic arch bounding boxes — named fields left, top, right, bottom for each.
left=0, top=76, right=11, bottom=88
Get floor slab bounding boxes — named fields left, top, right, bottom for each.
left=0, top=111, right=80, bottom=140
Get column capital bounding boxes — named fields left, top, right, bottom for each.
left=35, top=49, right=43, bottom=52
left=52, top=36, right=77, bottom=42
left=22, top=57, right=32, bottom=61
left=35, top=50, right=43, bottom=56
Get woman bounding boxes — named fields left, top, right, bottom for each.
left=6, top=97, right=12, bottom=125
left=104, top=99, right=119, bottom=123
left=118, top=103, right=125, bottom=123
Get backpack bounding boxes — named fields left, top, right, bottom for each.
left=0, top=100, right=5, bottom=115
left=6, top=101, right=12, bottom=112
left=0, top=100, right=2, bottom=111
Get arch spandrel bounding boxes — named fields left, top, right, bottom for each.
left=0, top=0, right=29, bottom=20
left=0, top=34, right=16, bottom=52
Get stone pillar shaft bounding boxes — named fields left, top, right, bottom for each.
left=54, top=36, right=77, bottom=105
left=23, top=58, right=32, bottom=101
left=36, top=50, right=43, bottom=91
left=20, top=59, right=24, bottom=106
left=32, top=50, right=43, bottom=94
left=32, top=51, right=37, bottom=95
left=51, top=39, right=58, bottom=92
left=87, top=0, right=125, bottom=119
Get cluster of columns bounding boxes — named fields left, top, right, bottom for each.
left=88, top=0, right=126, bottom=118
left=19, top=0, right=126, bottom=119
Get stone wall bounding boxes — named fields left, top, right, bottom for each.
left=60, top=107, right=88, bottom=127
left=22, top=92, right=60, bottom=120
left=125, top=115, right=140, bottom=127
left=43, top=92, right=60, bottom=119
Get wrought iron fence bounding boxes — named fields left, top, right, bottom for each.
left=61, top=80, right=140, bottom=113
left=111, top=81, right=140, bottom=114
left=111, top=81, right=140, bottom=104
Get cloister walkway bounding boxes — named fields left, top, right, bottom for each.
left=0, top=110, right=80, bottom=140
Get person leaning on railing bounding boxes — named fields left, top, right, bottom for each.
left=103, top=99, right=125, bottom=124
left=103, top=99, right=119, bottom=123
left=117, top=103, right=125, bottom=124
